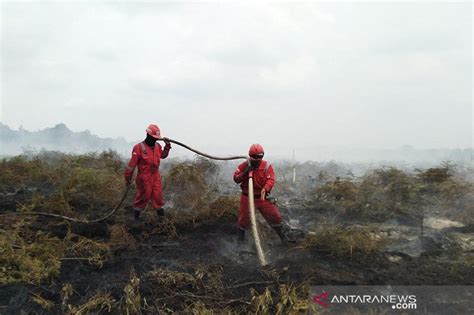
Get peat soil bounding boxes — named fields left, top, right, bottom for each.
left=1, top=204, right=472, bottom=314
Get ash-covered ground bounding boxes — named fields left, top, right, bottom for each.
left=0, top=151, right=473, bottom=314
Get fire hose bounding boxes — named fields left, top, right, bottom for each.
left=160, top=138, right=247, bottom=160
left=17, top=137, right=268, bottom=265
left=19, top=185, right=131, bottom=224
left=169, top=138, right=267, bottom=265
left=18, top=138, right=246, bottom=223
left=248, top=171, right=268, bottom=266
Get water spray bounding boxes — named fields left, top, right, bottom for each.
left=248, top=172, right=268, bottom=266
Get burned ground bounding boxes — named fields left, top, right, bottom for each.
left=0, top=152, right=473, bottom=314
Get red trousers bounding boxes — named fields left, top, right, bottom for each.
left=238, top=194, right=282, bottom=230
left=133, top=171, right=164, bottom=211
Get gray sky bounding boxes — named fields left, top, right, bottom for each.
left=1, top=1, right=472, bottom=160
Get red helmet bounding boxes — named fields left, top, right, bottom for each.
left=146, top=124, right=161, bottom=139
left=249, top=143, right=264, bottom=159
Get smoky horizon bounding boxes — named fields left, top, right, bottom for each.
left=1, top=2, right=472, bottom=161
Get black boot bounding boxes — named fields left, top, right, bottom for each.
left=134, top=209, right=141, bottom=220
left=273, top=225, right=295, bottom=243
left=238, top=229, right=245, bottom=242
left=156, top=208, right=165, bottom=217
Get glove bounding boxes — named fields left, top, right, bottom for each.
left=125, top=176, right=132, bottom=186
left=235, top=164, right=250, bottom=183
left=162, top=137, right=172, bottom=147
left=244, top=159, right=253, bottom=173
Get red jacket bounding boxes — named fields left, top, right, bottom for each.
left=124, top=142, right=171, bottom=180
left=233, top=160, right=275, bottom=196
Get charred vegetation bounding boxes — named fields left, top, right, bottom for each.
left=0, top=151, right=472, bottom=313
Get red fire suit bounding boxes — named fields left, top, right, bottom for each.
left=124, top=142, right=171, bottom=211
left=233, top=160, right=282, bottom=230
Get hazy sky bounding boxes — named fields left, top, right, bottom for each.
left=1, top=1, right=472, bottom=160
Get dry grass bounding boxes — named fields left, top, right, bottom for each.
left=1, top=151, right=124, bottom=218
left=68, top=292, right=115, bottom=315
left=1, top=152, right=472, bottom=313
left=61, top=283, right=75, bottom=311
left=275, top=283, right=317, bottom=314
left=64, top=234, right=111, bottom=268
left=122, top=268, right=141, bottom=315
left=310, top=164, right=473, bottom=223
left=108, top=223, right=137, bottom=251
left=143, top=264, right=252, bottom=313
left=62, top=168, right=123, bottom=211
left=184, top=301, right=233, bottom=315
left=18, top=191, right=75, bottom=216
left=31, top=292, right=55, bottom=310
left=0, top=156, right=58, bottom=191
left=0, top=220, right=64, bottom=284
left=163, top=158, right=237, bottom=224
left=147, top=267, right=197, bottom=291
left=418, top=163, right=454, bottom=183
left=163, top=161, right=210, bottom=212
left=251, top=287, right=273, bottom=313
left=188, top=195, right=238, bottom=226
left=304, top=224, right=387, bottom=261
left=251, top=282, right=317, bottom=314
left=136, top=192, right=238, bottom=241
left=0, top=220, right=111, bottom=285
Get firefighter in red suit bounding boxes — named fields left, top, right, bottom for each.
left=233, top=144, right=293, bottom=243
left=124, top=124, right=171, bottom=220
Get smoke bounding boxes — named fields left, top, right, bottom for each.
left=0, top=123, right=133, bottom=157
left=1, top=123, right=472, bottom=167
